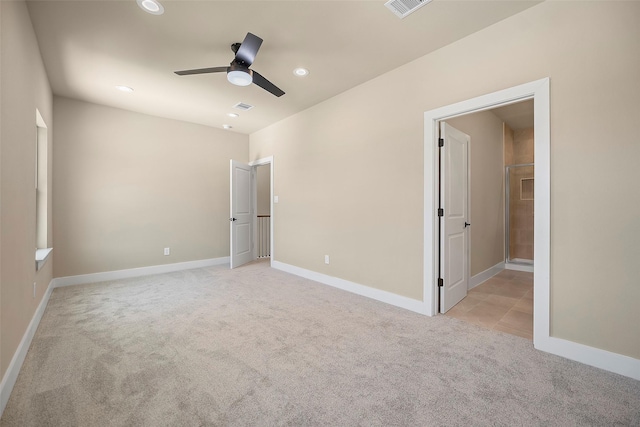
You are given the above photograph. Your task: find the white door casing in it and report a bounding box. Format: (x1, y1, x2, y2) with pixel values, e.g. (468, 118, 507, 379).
(230, 160, 253, 269)
(439, 122, 470, 313)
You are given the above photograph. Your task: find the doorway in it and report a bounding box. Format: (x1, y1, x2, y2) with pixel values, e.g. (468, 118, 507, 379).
(229, 156, 274, 269)
(423, 78, 550, 349)
(441, 101, 535, 338)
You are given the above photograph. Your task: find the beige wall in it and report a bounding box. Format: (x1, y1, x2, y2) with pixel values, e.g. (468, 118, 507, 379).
(251, 2, 640, 359)
(0, 0, 3, 381)
(250, 100, 424, 300)
(256, 164, 271, 216)
(0, 0, 54, 379)
(53, 97, 248, 277)
(1, 0, 3, 381)
(447, 111, 505, 277)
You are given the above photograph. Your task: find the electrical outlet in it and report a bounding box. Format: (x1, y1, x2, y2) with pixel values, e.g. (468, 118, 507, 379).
(164, 247, 170, 256)
(325, 255, 330, 264)
(33, 282, 36, 298)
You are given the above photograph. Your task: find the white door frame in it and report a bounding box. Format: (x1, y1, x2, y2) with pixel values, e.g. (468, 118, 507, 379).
(424, 78, 550, 349)
(249, 156, 274, 267)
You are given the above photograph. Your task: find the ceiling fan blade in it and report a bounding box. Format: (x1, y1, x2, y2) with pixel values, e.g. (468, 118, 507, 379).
(252, 70, 285, 97)
(174, 66, 228, 76)
(235, 33, 263, 67)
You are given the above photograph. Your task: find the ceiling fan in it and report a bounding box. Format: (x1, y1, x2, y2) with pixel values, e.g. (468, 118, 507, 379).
(175, 32, 285, 97)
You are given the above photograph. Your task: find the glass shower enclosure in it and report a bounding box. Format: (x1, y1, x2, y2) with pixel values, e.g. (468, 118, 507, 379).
(506, 164, 534, 265)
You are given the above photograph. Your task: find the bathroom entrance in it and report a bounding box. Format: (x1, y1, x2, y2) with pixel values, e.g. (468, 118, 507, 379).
(441, 99, 535, 339)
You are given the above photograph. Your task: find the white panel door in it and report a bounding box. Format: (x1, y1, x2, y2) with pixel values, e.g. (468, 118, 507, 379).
(230, 160, 253, 269)
(440, 122, 470, 313)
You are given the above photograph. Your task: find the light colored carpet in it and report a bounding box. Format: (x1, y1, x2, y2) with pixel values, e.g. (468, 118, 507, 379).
(2, 260, 639, 426)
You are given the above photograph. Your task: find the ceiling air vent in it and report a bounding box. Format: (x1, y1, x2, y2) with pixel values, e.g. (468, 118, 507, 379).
(233, 102, 254, 111)
(384, 0, 433, 19)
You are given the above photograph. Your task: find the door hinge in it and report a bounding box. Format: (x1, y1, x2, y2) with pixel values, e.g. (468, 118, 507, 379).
(438, 138, 444, 147)
(438, 278, 444, 287)
(438, 208, 444, 217)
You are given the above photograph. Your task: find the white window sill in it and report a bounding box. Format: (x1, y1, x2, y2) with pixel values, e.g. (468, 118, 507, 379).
(36, 248, 53, 271)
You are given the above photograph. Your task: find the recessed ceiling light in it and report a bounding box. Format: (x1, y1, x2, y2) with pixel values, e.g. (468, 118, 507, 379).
(293, 68, 309, 77)
(115, 85, 134, 93)
(227, 113, 239, 118)
(136, 0, 164, 15)
(223, 124, 233, 130)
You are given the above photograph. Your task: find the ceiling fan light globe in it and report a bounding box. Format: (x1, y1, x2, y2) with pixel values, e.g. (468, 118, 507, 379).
(227, 70, 252, 87)
(142, 0, 159, 12)
(136, 0, 164, 15)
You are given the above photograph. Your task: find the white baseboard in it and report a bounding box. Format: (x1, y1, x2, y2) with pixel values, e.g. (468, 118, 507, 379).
(469, 261, 505, 289)
(272, 261, 428, 315)
(274, 261, 640, 380)
(51, 257, 230, 288)
(505, 262, 534, 273)
(535, 336, 640, 381)
(0, 280, 55, 416)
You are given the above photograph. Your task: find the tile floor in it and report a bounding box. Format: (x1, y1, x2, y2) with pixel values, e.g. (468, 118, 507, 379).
(445, 269, 533, 339)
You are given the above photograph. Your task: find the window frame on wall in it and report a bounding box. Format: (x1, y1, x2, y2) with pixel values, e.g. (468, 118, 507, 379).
(35, 109, 52, 270)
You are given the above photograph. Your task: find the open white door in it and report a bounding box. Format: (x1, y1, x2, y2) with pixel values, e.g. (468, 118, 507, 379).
(230, 160, 253, 269)
(439, 122, 470, 313)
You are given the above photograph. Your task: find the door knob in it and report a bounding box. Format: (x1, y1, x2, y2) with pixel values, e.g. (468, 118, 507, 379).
(464, 222, 471, 228)
(229, 218, 237, 222)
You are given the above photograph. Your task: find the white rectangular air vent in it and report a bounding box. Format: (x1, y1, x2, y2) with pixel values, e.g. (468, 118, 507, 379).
(385, 0, 433, 19)
(233, 102, 254, 111)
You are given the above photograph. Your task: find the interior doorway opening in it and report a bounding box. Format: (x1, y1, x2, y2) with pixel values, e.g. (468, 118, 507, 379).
(423, 78, 550, 349)
(229, 156, 274, 269)
(438, 99, 535, 338)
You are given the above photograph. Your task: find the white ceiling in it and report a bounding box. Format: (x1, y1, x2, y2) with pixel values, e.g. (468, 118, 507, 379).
(27, 0, 540, 134)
